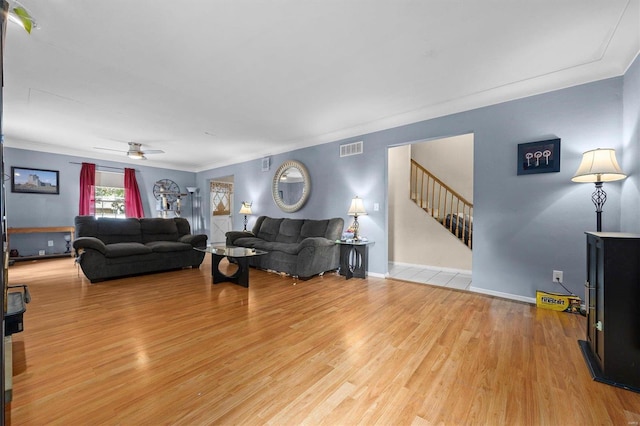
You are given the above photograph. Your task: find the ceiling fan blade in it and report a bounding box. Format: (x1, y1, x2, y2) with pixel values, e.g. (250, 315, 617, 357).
(141, 149, 165, 154)
(94, 146, 126, 153)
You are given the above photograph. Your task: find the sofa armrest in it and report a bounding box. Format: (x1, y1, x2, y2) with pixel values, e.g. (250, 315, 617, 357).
(226, 231, 254, 245)
(72, 236, 107, 255)
(179, 233, 208, 248)
(296, 237, 339, 278)
(298, 237, 336, 250)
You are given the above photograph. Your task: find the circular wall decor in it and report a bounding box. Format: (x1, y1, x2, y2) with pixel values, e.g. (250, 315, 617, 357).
(153, 179, 180, 201)
(272, 160, 310, 213)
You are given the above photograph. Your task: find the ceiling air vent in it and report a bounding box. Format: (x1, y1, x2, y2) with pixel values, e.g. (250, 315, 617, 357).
(340, 141, 363, 157)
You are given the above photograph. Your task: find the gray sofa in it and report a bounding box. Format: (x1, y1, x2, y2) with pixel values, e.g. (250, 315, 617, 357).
(225, 216, 344, 279)
(73, 215, 208, 283)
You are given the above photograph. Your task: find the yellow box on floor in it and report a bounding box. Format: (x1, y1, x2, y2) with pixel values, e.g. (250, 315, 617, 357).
(536, 291, 582, 313)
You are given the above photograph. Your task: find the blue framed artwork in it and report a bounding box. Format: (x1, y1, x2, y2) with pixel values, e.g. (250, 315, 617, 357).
(517, 138, 561, 175)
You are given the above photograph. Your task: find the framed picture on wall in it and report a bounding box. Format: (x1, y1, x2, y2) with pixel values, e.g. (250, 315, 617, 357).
(517, 138, 561, 175)
(11, 166, 60, 194)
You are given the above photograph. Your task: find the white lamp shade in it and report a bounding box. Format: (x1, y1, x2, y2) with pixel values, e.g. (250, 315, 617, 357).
(239, 202, 253, 215)
(348, 196, 367, 216)
(571, 148, 626, 183)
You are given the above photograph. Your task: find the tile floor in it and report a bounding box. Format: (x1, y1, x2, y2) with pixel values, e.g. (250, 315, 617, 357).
(387, 263, 472, 291)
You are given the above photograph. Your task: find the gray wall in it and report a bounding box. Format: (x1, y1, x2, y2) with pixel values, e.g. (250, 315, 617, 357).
(4, 148, 196, 255)
(198, 66, 635, 300)
(5, 53, 639, 300)
(621, 54, 640, 231)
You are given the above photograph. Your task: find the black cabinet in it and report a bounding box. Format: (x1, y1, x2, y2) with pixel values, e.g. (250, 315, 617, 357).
(579, 232, 640, 392)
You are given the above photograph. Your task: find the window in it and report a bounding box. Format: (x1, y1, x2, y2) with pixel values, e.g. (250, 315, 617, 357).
(94, 171, 125, 218)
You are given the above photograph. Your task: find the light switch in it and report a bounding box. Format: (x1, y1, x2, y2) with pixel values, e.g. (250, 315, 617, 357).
(373, 203, 379, 211)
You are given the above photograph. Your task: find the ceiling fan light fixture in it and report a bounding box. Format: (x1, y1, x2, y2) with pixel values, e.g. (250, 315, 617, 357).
(127, 151, 146, 160)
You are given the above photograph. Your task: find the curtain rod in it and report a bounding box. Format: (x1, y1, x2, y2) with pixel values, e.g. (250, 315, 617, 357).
(69, 162, 138, 172)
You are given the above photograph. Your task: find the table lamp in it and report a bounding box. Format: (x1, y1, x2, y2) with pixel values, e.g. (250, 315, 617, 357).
(239, 201, 253, 231)
(347, 196, 367, 240)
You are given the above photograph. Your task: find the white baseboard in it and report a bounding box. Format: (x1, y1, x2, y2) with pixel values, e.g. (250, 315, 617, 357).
(367, 271, 385, 279)
(388, 261, 472, 276)
(386, 261, 535, 304)
(468, 286, 536, 304)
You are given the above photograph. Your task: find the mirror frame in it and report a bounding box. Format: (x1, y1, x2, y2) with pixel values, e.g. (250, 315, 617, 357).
(272, 160, 311, 213)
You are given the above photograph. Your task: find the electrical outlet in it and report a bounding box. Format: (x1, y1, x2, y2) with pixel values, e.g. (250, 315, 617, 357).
(553, 270, 563, 284)
(47, 240, 54, 247)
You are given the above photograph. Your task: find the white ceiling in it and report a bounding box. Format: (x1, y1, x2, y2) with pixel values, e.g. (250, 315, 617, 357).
(2, 1, 639, 172)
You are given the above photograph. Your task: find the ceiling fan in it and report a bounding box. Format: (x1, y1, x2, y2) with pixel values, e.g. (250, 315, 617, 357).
(94, 142, 165, 160)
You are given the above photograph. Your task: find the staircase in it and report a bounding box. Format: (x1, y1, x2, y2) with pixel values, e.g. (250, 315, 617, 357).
(410, 159, 473, 249)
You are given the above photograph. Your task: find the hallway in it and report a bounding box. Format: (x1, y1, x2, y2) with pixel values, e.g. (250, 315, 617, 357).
(387, 263, 472, 291)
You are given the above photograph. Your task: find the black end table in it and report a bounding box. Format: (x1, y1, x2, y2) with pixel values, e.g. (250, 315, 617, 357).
(337, 240, 374, 279)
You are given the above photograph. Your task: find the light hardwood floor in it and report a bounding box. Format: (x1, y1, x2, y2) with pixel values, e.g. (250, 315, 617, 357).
(5, 257, 640, 425)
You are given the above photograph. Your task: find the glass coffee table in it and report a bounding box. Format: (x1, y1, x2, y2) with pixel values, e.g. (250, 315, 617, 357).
(195, 246, 267, 287)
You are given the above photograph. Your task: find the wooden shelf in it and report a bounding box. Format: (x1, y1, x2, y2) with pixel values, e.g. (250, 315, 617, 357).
(7, 226, 75, 235)
(7, 226, 75, 258)
(10, 253, 73, 262)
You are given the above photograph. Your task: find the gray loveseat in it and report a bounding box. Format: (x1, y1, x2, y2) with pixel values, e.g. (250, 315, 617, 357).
(225, 216, 344, 279)
(73, 215, 208, 283)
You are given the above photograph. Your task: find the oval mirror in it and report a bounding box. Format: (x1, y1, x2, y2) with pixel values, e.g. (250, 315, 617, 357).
(272, 160, 311, 213)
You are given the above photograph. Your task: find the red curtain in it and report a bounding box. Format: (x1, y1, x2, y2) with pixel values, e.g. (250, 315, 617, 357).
(79, 162, 95, 215)
(124, 168, 144, 218)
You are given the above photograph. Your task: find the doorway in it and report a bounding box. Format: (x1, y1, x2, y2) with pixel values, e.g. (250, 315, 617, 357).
(387, 133, 474, 288)
(209, 178, 234, 244)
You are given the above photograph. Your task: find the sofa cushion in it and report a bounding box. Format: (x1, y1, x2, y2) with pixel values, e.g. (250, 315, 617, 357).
(233, 237, 300, 255)
(140, 218, 179, 243)
(146, 241, 193, 253)
(75, 215, 98, 238)
(299, 219, 329, 241)
(104, 242, 153, 258)
(96, 218, 142, 244)
(234, 237, 265, 248)
(256, 241, 301, 255)
(276, 219, 304, 243)
(256, 217, 283, 242)
(174, 218, 192, 237)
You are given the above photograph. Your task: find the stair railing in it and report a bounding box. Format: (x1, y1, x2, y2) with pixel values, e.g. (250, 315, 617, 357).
(410, 159, 473, 248)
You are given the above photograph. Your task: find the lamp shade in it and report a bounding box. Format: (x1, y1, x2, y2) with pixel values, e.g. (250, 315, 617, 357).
(572, 148, 626, 183)
(239, 202, 253, 215)
(348, 196, 367, 216)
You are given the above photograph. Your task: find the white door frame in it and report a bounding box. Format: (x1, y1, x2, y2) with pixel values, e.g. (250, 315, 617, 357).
(210, 179, 234, 244)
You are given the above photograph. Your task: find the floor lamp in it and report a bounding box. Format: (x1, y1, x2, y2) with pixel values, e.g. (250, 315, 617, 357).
(186, 186, 198, 230)
(571, 148, 626, 232)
